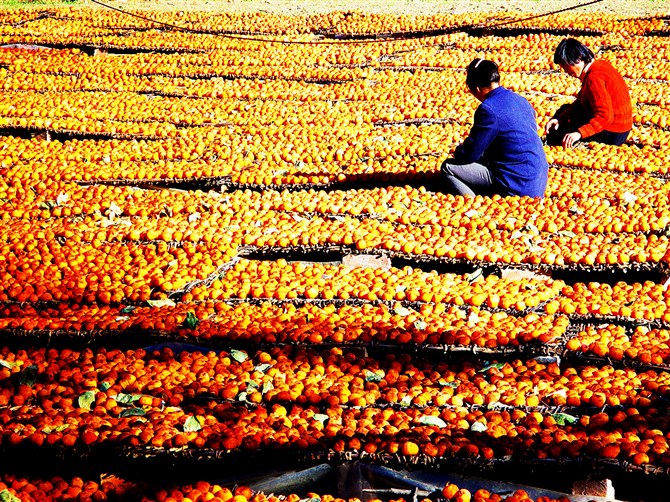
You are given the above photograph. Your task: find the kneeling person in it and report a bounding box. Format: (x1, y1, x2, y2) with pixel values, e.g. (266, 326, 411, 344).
(441, 58, 548, 198)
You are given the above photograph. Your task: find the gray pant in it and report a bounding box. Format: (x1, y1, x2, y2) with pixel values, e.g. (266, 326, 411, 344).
(441, 160, 495, 196)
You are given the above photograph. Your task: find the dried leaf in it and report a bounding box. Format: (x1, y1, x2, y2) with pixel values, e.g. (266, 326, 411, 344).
(230, 349, 248, 362)
(465, 209, 484, 219)
(466, 268, 483, 283)
(413, 319, 427, 330)
(418, 415, 447, 428)
(470, 422, 487, 432)
(147, 298, 176, 308)
(183, 415, 204, 432)
(107, 202, 122, 218)
(394, 306, 412, 316)
(313, 413, 329, 424)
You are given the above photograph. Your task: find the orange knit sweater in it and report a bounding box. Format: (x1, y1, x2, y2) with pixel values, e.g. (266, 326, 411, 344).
(560, 59, 633, 139)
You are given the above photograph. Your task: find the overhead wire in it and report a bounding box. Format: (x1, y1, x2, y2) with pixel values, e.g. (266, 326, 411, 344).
(86, 0, 605, 45)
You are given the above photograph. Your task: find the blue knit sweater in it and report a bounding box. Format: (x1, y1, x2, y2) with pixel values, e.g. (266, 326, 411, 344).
(454, 86, 548, 197)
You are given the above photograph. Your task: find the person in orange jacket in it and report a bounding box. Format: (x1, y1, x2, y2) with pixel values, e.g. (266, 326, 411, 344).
(545, 38, 633, 148)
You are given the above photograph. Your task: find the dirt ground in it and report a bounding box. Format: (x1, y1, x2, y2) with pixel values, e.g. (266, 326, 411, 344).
(6, 0, 670, 16)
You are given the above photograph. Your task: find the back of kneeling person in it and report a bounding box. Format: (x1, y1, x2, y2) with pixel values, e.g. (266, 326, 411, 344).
(441, 58, 548, 198)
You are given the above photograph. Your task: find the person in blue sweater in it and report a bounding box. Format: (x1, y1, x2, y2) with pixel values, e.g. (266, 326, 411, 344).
(440, 58, 548, 197)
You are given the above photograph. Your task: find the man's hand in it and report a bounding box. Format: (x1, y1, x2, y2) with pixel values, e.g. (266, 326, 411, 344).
(544, 118, 559, 135)
(562, 131, 582, 148)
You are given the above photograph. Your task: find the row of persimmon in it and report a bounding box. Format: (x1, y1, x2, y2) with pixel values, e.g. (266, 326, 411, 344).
(1, 229, 670, 327)
(0, 471, 574, 502)
(4, 174, 669, 234)
(1, 291, 670, 367)
(2, 10, 668, 53)
(2, 127, 670, 187)
(4, 50, 669, 110)
(4, 200, 669, 279)
(0, 344, 666, 418)
(0, 356, 667, 467)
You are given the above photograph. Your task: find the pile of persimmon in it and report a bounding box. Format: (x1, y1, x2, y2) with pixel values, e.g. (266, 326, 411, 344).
(184, 258, 562, 309)
(566, 324, 670, 367)
(0, 237, 235, 303)
(555, 281, 670, 323)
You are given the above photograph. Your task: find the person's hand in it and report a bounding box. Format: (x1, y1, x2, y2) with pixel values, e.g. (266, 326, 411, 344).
(545, 118, 559, 134)
(562, 131, 582, 148)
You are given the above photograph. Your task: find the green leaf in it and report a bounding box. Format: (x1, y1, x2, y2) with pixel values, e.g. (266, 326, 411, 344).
(478, 362, 506, 373)
(119, 408, 146, 418)
(262, 380, 274, 394)
(114, 393, 141, 405)
(418, 415, 447, 428)
(0, 489, 21, 502)
(364, 369, 385, 383)
(99, 381, 111, 392)
(183, 311, 199, 330)
(0, 359, 16, 369)
(37, 200, 56, 210)
(255, 363, 272, 373)
(438, 379, 459, 388)
(77, 390, 96, 410)
(557, 230, 577, 238)
(184, 415, 204, 432)
(399, 395, 412, 407)
(246, 381, 259, 390)
(313, 413, 329, 424)
(230, 350, 248, 362)
(147, 298, 176, 308)
(19, 364, 38, 387)
(42, 424, 70, 434)
(552, 413, 578, 426)
(121, 306, 136, 314)
(237, 391, 249, 402)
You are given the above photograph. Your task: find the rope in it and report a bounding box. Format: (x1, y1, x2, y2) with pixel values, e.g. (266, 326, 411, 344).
(85, 0, 605, 45)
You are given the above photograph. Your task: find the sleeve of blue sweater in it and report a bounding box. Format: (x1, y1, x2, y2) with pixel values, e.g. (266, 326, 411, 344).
(453, 103, 498, 164)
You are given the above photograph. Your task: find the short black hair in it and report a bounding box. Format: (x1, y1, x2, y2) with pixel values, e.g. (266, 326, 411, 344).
(553, 38, 595, 66)
(465, 58, 500, 91)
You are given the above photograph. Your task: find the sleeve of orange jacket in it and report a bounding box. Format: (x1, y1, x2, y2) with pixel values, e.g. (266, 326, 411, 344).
(576, 74, 614, 139)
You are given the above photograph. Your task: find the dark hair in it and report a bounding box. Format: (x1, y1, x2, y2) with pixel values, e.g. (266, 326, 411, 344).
(553, 38, 595, 66)
(465, 58, 500, 91)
